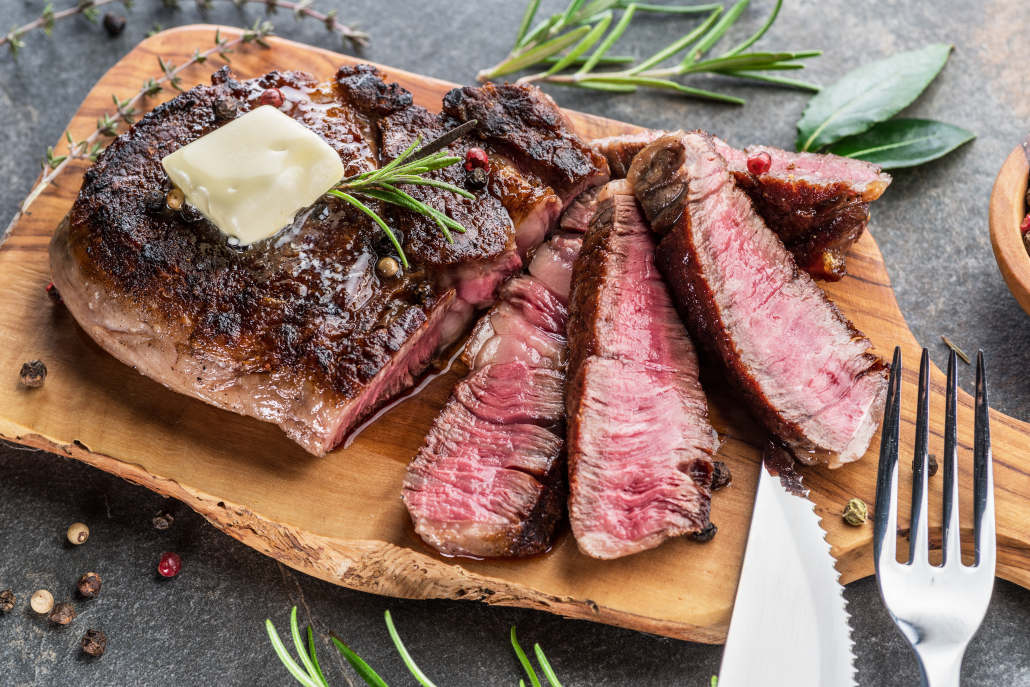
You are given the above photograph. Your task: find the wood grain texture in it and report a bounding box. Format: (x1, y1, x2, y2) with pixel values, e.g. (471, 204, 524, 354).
(3, 25, 1030, 644)
(989, 144, 1030, 317)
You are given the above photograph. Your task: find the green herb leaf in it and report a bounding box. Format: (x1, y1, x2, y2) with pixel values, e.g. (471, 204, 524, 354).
(514, 0, 542, 49)
(534, 644, 563, 687)
(826, 118, 975, 169)
(796, 43, 953, 152)
(511, 627, 542, 687)
(330, 632, 391, 687)
(265, 616, 323, 687)
(384, 611, 438, 687)
(306, 627, 329, 687)
(544, 11, 611, 76)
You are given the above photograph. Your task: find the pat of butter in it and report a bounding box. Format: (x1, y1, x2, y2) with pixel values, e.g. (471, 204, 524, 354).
(161, 105, 344, 245)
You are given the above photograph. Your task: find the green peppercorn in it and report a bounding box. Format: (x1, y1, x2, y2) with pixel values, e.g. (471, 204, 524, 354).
(843, 498, 868, 526)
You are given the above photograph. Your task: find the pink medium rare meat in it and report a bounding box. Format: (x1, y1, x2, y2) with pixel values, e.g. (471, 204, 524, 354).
(402, 229, 587, 557)
(591, 130, 892, 281)
(629, 131, 889, 467)
(566, 189, 716, 559)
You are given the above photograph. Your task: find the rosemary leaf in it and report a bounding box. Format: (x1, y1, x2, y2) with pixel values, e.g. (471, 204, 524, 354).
(577, 4, 635, 75)
(514, 0, 541, 49)
(329, 191, 409, 268)
(511, 628, 542, 687)
(389, 175, 476, 200)
(725, 70, 821, 91)
(492, 25, 592, 79)
(543, 54, 633, 66)
(290, 607, 322, 685)
(330, 633, 391, 687)
(616, 1, 722, 12)
(563, 80, 638, 92)
(543, 11, 612, 76)
(265, 618, 323, 687)
(555, 0, 587, 32)
(680, 0, 749, 68)
(534, 644, 563, 687)
(359, 187, 456, 244)
(629, 8, 722, 74)
(721, 0, 782, 57)
(384, 611, 438, 687)
(306, 627, 329, 687)
(687, 52, 818, 74)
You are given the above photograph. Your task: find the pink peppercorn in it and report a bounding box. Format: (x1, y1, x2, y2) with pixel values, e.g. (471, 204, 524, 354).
(259, 88, 285, 108)
(157, 552, 181, 578)
(464, 147, 490, 173)
(746, 151, 772, 175)
(1021, 214, 1030, 234)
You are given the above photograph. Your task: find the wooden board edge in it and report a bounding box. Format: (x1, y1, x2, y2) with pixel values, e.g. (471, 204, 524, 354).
(0, 418, 727, 644)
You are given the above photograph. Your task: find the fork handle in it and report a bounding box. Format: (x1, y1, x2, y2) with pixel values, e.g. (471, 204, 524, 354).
(915, 648, 964, 687)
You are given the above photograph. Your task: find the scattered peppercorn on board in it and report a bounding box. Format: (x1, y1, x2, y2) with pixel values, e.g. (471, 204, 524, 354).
(3, 26, 1030, 645)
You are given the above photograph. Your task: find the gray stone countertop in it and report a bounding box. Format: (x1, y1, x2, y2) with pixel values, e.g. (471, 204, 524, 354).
(2, 1, 1030, 685)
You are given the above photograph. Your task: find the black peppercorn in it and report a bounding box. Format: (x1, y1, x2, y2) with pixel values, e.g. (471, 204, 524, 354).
(412, 282, 433, 305)
(711, 461, 731, 489)
(912, 453, 939, 477)
(153, 509, 174, 530)
(465, 167, 488, 191)
(20, 360, 47, 387)
(691, 522, 717, 543)
(50, 602, 76, 625)
(212, 96, 239, 121)
(144, 190, 166, 212)
(46, 281, 63, 305)
(81, 629, 107, 658)
(77, 572, 102, 598)
(102, 13, 126, 37)
(0, 590, 14, 612)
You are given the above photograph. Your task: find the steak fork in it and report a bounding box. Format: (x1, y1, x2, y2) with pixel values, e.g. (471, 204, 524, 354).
(873, 347, 996, 687)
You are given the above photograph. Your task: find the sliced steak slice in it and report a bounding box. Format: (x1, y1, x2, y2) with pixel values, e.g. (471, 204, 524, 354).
(566, 191, 716, 559)
(403, 190, 598, 558)
(52, 65, 601, 456)
(442, 83, 610, 207)
(629, 131, 889, 467)
(592, 131, 892, 281)
(712, 138, 891, 281)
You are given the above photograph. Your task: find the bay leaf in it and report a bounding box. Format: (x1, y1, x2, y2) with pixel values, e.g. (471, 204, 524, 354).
(795, 44, 952, 152)
(827, 118, 975, 169)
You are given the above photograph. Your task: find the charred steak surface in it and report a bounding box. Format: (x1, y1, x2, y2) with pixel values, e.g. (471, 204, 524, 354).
(629, 131, 889, 466)
(51, 64, 602, 455)
(566, 190, 716, 559)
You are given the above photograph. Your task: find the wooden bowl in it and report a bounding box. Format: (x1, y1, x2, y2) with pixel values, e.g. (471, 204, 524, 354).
(989, 142, 1030, 315)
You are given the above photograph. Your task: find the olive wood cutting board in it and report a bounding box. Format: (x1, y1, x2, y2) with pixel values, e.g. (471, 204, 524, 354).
(3, 25, 1029, 645)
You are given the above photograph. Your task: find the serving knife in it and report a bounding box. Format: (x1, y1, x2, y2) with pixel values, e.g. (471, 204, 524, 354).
(717, 441, 857, 687)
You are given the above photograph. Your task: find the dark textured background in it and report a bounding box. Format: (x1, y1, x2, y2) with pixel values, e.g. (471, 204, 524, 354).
(2, 1, 1030, 685)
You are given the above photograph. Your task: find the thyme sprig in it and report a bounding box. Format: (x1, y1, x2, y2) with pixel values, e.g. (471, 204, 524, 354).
(2, 26, 268, 245)
(266, 606, 564, 687)
(1, 0, 368, 58)
(478, 0, 821, 104)
(327, 131, 474, 269)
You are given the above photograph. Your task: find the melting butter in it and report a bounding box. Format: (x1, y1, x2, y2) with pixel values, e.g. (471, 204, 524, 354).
(161, 105, 344, 245)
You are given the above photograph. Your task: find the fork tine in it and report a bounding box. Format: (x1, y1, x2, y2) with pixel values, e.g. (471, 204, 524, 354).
(909, 349, 931, 565)
(874, 347, 903, 568)
(942, 349, 961, 566)
(973, 350, 996, 572)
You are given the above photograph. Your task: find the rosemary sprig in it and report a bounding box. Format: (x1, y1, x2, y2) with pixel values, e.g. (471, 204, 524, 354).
(1, 0, 368, 58)
(327, 131, 474, 269)
(267, 607, 564, 687)
(2, 26, 267, 246)
(478, 0, 821, 104)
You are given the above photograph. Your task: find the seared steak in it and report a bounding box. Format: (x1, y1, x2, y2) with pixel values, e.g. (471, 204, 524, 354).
(51, 65, 600, 455)
(629, 131, 888, 467)
(442, 83, 610, 207)
(566, 191, 716, 559)
(592, 131, 892, 281)
(402, 232, 584, 557)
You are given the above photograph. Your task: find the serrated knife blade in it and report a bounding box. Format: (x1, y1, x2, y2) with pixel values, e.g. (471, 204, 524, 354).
(717, 442, 856, 687)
